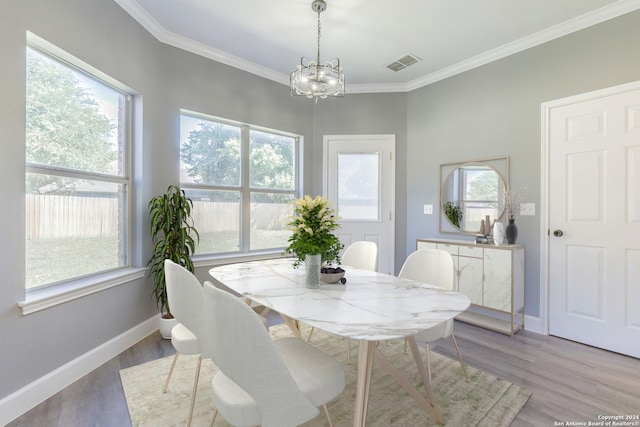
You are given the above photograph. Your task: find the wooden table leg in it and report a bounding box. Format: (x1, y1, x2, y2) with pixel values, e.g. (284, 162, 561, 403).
(353, 341, 376, 427)
(280, 314, 301, 338)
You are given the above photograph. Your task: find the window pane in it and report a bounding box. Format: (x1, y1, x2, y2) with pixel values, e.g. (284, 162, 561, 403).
(180, 115, 241, 186)
(461, 201, 500, 232)
(26, 174, 127, 289)
(26, 48, 124, 176)
(463, 169, 499, 201)
(186, 189, 241, 254)
(249, 130, 295, 190)
(338, 153, 379, 220)
(250, 193, 294, 251)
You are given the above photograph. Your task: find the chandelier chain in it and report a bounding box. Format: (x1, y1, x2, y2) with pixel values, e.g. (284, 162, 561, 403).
(317, 9, 321, 65)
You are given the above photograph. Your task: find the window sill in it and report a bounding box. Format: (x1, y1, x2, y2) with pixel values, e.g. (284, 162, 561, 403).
(192, 251, 291, 269)
(18, 268, 147, 315)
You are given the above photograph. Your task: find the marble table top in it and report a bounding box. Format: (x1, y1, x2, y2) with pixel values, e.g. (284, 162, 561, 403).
(209, 258, 470, 341)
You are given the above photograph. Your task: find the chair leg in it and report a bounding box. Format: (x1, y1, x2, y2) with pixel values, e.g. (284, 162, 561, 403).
(163, 352, 180, 393)
(403, 337, 408, 353)
(307, 326, 316, 342)
(322, 404, 334, 427)
(346, 338, 351, 363)
(186, 356, 203, 427)
(210, 409, 218, 427)
(451, 333, 469, 381)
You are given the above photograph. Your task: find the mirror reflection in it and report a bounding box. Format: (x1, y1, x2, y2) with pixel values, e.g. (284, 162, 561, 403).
(441, 161, 507, 233)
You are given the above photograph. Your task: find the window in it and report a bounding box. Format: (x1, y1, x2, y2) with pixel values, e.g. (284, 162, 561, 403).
(180, 112, 299, 255)
(25, 45, 131, 290)
(337, 152, 380, 221)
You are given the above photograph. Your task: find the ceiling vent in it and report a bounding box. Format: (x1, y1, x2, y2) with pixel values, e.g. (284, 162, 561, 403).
(385, 53, 422, 72)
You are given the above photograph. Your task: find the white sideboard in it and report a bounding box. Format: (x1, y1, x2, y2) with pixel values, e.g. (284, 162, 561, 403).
(416, 238, 525, 336)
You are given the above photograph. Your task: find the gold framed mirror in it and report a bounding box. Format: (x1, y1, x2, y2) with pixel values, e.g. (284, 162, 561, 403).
(439, 156, 509, 235)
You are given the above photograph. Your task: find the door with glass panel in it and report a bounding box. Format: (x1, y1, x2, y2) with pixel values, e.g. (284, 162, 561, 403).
(324, 135, 395, 275)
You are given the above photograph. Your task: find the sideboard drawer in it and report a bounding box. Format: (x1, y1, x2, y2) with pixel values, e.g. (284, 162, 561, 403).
(417, 241, 437, 250)
(459, 245, 483, 258)
(437, 243, 458, 256)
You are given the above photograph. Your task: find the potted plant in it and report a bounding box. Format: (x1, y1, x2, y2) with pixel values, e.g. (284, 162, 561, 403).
(284, 195, 344, 287)
(443, 201, 463, 228)
(147, 185, 199, 338)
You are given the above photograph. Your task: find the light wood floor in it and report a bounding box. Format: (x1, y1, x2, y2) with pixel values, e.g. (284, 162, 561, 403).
(8, 321, 640, 426)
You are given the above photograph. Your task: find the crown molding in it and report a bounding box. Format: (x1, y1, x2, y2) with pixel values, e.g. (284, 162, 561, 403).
(113, 0, 289, 86)
(159, 30, 289, 85)
(115, 0, 640, 94)
(406, 0, 640, 91)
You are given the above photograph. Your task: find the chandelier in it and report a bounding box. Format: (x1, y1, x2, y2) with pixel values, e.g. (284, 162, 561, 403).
(290, 0, 345, 101)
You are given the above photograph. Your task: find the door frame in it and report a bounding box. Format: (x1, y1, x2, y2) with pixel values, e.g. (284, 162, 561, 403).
(540, 79, 640, 336)
(322, 134, 396, 274)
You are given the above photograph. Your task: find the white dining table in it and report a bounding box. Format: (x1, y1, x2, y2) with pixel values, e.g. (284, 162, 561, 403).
(209, 258, 470, 426)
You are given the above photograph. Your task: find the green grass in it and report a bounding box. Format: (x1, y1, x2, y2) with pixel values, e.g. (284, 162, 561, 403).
(26, 230, 291, 289)
(26, 236, 121, 289)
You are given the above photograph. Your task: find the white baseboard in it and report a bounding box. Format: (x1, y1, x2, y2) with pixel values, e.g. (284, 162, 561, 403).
(524, 314, 545, 335)
(0, 315, 159, 426)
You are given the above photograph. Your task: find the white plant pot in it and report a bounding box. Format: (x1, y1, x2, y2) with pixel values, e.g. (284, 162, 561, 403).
(159, 316, 178, 340)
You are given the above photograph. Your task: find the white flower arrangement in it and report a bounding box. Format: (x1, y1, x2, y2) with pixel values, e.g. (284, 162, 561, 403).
(284, 195, 343, 267)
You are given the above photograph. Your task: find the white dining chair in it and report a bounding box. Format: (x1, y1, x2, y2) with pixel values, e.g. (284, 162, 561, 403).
(341, 240, 378, 272)
(164, 260, 269, 427)
(398, 249, 469, 381)
(163, 259, 206, 427)
(202, 280, 345, 427)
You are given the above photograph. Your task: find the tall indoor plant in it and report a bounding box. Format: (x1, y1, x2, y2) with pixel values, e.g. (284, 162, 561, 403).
(147, 185, 199, 326)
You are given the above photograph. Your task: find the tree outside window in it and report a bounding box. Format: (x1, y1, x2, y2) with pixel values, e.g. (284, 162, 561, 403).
(180, 113, 299, 255)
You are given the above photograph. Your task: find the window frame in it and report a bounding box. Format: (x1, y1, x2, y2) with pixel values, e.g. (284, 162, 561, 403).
(22, 34, 137, 308)
(179, 110, 302, 258)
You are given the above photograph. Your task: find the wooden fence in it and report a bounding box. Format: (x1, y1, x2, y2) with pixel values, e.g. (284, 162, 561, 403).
(26, 194, 292, 239)
(26, 194, 119, 239)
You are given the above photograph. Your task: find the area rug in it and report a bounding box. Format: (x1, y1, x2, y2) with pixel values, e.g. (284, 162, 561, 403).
(120, 324, 531, 426)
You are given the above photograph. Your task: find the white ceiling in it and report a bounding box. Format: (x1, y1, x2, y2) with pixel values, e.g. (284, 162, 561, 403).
(114, 0, 640, 93)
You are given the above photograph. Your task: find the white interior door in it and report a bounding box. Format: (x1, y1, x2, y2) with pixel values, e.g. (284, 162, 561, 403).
(323, 135, 395, 275)
(548, 86, 640, 358)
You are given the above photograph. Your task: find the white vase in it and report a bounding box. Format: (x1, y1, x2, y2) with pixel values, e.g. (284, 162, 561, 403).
(159, 316, 178, 340)
(305, 254, 321, 289)
(493, 222, 505, 245)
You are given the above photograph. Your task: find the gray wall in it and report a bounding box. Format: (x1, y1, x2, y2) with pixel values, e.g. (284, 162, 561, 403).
(407, 10, 640, 317)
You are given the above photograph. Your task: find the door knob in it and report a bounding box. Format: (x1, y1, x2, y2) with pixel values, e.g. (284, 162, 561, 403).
(553, 230, 564, 237)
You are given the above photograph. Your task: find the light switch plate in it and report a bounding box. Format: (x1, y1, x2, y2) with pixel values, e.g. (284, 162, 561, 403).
(520, 203, 535, 216)
(424, 204, 433, 215)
